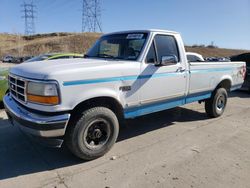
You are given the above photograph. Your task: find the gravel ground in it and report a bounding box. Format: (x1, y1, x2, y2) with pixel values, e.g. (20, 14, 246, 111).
(0, 91, 250, 188)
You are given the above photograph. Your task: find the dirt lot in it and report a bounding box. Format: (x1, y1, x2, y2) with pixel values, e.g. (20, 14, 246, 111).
(0, 62, 16, 69)
(0, 91, 250, 188)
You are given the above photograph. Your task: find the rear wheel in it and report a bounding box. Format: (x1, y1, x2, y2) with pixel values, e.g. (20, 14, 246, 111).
(66, 107, 119, 160)
(205, 88, 228, 118)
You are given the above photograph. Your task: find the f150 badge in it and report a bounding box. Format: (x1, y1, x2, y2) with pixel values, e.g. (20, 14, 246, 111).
(119, 86, 131, 92)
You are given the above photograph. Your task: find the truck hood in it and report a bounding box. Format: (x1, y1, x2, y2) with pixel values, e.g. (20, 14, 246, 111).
(10, 58, 123, 80)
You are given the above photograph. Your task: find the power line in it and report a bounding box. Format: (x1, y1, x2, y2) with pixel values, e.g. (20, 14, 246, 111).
(82, 0, 102, 32)
(21, 1, 36, 35)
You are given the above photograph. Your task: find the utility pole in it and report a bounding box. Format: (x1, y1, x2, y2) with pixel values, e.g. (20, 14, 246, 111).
(21, 1, 36, 35)
(82, 0, 102, 32)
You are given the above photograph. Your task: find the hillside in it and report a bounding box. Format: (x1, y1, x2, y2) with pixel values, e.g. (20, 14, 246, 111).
(0, 33, 100, 57)
(0, 32, 249, 58)
(185, 46, 249, 58)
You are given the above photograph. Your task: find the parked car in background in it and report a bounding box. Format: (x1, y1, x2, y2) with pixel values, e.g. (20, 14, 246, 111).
(186, 52, 204, 62)
(2, 55, 33, 64)
(2, 55, 15, 63)
(25, 53, 84, 63)
(205, 57, 231, 62)
(17, 56, 33, 63)
(230, 53, 250, 92)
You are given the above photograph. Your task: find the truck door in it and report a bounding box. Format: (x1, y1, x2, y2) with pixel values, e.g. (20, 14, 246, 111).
(139, 34, 187, 109)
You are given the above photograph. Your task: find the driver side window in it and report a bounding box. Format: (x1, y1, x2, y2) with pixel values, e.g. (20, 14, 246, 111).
(154, 35, 180, 62)
(146, 34, 180, 64)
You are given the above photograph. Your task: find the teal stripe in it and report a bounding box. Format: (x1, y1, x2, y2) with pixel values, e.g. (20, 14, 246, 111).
(185, 93, 211, 103)
(191, 67, 233, 74)
(63, 67, 234, 86)
(125, 98, 185, 118)
(124, 92, 212, 119)
(63, 75, 138, 86)
(63, 72, 184, 86)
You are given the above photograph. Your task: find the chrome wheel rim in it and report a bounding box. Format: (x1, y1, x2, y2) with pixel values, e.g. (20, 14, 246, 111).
(216, 95, 226, 111)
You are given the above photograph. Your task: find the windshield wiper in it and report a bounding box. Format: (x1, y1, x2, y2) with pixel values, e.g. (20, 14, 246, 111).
(97, 53, 116, 59)
(84, 53, 118, 59)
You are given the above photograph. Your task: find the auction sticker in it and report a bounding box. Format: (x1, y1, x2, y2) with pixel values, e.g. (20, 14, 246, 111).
(126, 34, 144, 39)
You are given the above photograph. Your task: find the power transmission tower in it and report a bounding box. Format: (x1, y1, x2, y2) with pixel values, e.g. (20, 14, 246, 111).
(21, 1, 36, 35)
(82, 0, 102, 32)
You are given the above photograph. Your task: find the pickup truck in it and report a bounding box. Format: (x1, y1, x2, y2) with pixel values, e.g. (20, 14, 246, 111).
(3, 29, 246, 160)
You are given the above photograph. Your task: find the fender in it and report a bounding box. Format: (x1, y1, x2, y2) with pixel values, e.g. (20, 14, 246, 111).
(213, 74, 232, 91)
(70, 87, 126, 110)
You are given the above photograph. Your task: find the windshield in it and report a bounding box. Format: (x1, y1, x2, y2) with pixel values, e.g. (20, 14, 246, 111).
(25, 54, 53, 62)
(85, 33, 148, 60)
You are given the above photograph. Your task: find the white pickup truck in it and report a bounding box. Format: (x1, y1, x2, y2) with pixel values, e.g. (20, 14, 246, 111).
(3, 29, 246, 160)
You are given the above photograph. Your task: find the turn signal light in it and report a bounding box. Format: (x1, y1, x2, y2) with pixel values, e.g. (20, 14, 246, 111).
(27, 94, 59, 105)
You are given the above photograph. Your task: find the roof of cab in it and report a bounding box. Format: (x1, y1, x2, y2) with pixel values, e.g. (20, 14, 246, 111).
(102, 29, 179, 36)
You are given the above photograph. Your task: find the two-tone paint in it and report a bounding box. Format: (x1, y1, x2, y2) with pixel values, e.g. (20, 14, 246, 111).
(10, 30, 244, 113)
(5, 29, 245, 138)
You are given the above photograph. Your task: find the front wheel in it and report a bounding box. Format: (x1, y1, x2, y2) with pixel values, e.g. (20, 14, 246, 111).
(205, 88, 228, 118)
(66, 107, 119, 160)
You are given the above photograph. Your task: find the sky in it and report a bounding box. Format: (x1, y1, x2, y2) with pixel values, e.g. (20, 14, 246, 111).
(0, 0, 250, 49)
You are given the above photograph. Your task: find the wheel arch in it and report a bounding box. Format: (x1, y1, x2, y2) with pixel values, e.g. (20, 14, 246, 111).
(215, 78, 232, 92)
(70, 96, 125, 123)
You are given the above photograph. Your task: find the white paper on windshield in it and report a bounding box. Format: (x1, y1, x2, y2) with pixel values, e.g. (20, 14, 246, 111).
(126, 34, 144, 39)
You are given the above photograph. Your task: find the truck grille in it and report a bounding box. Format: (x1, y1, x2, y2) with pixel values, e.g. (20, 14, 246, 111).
(8, 74, 27, 103)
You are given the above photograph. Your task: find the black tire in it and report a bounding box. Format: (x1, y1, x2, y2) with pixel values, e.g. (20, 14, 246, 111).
(205, 88, 228, 118)
(66, 107, 119, 160)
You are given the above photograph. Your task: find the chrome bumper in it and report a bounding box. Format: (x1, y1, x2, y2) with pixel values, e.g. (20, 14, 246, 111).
(3, 94, 71, 138)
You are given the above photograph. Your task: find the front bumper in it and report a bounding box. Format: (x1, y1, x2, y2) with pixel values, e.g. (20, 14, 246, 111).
(3, 94, 71, 138)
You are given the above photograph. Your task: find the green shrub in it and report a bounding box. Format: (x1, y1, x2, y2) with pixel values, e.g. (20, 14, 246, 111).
(0, 69, 9, 102)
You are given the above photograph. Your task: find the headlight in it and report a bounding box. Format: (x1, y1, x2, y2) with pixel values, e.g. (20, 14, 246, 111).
(27, 82, 59, 105)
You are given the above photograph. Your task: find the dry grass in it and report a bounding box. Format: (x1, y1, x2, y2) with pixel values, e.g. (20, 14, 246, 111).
(0, 32, 249, 58)
(185, 46, 249, 58)
(0, 32, 100, 57)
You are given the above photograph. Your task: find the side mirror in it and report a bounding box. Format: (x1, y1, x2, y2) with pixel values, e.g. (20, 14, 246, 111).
(156, 55, 178, 66)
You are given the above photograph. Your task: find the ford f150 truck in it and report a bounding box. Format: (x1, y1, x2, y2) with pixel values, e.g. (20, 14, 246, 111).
(3, 29, 246, 160)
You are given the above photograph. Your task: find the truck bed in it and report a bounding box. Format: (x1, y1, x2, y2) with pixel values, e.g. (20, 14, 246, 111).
(189, 61, 245, 95)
